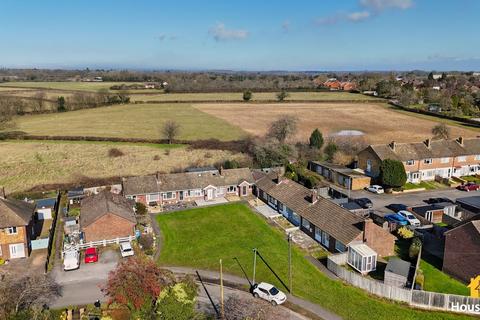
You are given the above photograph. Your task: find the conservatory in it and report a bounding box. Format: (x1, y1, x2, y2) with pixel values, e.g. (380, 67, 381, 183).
(347, 243, 377, 274)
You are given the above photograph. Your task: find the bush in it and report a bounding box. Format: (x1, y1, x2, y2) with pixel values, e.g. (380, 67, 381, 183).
(243, 90, 252, 101)
(138, 234, 154, 255)
(397, 226, 414, 239)
(380, 159, 407, 188)
(309, 128, 324, 149)
(135, 202, 148, 216)
(108, 148, 125, 158)
(223, 159, 239, 169)
(324, 142, 338, 161)
(409, 237, 422, 259)
(153, 155, 161, 160)
(0, 258, 5, 265)
(276, 90, 289, 102)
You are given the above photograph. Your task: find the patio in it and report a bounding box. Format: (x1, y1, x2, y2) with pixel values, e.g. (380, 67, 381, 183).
(195, 197, 228, 207)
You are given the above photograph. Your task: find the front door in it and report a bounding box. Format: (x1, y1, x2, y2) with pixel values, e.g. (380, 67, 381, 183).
(9, 243, 26, 259)
(207, 188, 214, 200)
(179, 191, 184, 201)
(242, 185, 247, 196)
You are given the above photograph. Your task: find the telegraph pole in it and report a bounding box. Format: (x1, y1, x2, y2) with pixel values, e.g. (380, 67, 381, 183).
(252, 248, 257, 285)
(220, 259, 224, 319)
(287, 233, 292, 294)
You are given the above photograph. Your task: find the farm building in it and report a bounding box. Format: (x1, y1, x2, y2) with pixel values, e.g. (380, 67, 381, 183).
(384, 258, 411, 288)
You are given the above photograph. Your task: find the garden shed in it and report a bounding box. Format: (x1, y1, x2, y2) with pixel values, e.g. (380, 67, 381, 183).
(347, 243, 377, 274)
(384, 257, 411, 288)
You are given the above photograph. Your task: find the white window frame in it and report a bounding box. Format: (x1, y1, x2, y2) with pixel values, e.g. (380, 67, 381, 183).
(335, 241, 346, 253)
(146, 193, 160, 202)
(424, 158, 433, 164)
(162, 192, 176, 200)
(302, 218, 310, 230)
(6, 226, 18, 235)
(457, 156, 466, 163)
(227, 185, 237, 193)
(406, 160, 415, 165)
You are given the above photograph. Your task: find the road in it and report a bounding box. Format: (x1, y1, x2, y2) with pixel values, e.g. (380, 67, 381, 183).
(351, 187, 470, 214)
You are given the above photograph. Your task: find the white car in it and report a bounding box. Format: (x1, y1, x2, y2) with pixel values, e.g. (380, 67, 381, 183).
(63, 250, 80, 271)
(397, 210, 421, 227)
(120, 242, 134, 257)
(366, 185, 384, 194)
(252, 282, 287, 306)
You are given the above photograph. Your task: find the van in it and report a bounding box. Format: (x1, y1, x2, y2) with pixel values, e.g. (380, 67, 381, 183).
(63, 250, 80, 271)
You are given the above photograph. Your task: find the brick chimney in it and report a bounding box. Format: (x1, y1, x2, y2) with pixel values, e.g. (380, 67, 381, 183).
(424, 138, 431, 148)
(389, 141, 396, 151)
(309, 190, 318, 204)
(456, 136, 464, 146)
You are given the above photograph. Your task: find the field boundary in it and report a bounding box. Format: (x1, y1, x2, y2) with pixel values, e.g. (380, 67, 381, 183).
(133, 99, 385, 104)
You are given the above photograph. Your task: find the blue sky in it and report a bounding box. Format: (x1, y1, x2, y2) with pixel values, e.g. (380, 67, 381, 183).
(1, 0, 479, 71)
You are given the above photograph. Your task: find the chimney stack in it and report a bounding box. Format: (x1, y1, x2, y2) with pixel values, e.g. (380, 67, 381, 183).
(389, 141, 396, 151)
(457, 136, 464, 146)
(424, 138, 431, 148)
(309, 189, 318, 204)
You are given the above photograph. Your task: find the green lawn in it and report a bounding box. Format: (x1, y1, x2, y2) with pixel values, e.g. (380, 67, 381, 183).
(9, 103, 247, 141)
(157, 203, 472, 320)
(404, 181, 447, 190)
(420, 260, 469, 296)
(461, 175, 480, 184)
(130, 91, 380, 102)
(0, 81, 162, 93)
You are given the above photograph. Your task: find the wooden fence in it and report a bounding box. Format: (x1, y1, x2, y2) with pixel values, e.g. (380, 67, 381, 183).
(327, 253, 480, 315)
(63, 235, 136, 254)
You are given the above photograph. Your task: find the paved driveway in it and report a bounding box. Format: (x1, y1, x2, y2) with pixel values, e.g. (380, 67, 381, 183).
(50, 249, 120, 308)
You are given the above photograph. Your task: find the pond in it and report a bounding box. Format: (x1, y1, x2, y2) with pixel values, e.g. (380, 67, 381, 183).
(331, 130, 365, 136)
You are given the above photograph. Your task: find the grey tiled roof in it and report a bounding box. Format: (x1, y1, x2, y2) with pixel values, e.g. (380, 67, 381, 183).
(0, 198, 35, 228)
(123, 168, 254, 196)
(367, 138, 480, 162)
(80, 191, 136, 228)
(256, 173, 363, 245)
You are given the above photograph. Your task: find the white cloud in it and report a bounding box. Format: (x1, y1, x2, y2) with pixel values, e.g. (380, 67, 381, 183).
(347, 11, 371, 22)
(360, 0, 413, 11)
(209, 23, 249, 41)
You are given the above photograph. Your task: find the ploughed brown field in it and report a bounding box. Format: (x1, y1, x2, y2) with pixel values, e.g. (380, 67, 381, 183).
(194, 102, 478, 144)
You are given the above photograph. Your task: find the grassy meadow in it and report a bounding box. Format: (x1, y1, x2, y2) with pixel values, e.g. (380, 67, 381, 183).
(157, 203, 473, 320)
(0, 81, 163, 93)
(10, 103, 247, 141)
(0, 140, 249, 192)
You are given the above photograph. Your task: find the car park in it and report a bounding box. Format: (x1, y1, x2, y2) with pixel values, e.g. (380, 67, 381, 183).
(63, 250, 80, 271)
(424, 197, 453, 204)
(457, 182, 480, 192)
(120, 242, 134, 258)
(384, 213, 409, 226)
(354, 198, 373, 209)
(84, 247, 99, 264)
(397, 210, 421, 227)
(252, 282, 287, 306)
(366, 185, 384, 194)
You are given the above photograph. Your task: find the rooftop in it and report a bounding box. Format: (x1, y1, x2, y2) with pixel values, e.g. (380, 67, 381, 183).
(385, 258, 411, 278)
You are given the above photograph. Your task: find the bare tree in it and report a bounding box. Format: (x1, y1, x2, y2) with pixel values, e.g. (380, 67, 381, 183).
(162, 120, 181, 144)
(267, 115, 298, 143)
(33, 91, 47, 112)
(0, 98, 17, 130)
(223, 295, 288, 320)
(0, 273, 60, 318)
(432, 123, 450, 140)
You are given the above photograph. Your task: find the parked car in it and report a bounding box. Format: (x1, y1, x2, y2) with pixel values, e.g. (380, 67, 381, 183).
(354, 198, 373, 209)
(252, 282, 287, 306)
(384, 213, 409, 226)
(387, 203, 408, 212)
(397, 210, 421, 227)
(424, 197, 453, 204)
(63, 250, 80, 271)
(84, 247, 99, 263)
(366, 185, 384, 194)
(120, 242, 134, 258)
(457, 182, 480, 192)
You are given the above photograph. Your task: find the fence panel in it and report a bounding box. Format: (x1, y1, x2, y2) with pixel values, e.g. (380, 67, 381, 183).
(31, 238, 49, 250)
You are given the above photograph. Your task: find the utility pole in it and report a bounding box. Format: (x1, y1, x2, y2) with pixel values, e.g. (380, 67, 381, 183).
(220, 259, 224, 319)
(287, 233, 292, 294)
(252, 248, 257, 285)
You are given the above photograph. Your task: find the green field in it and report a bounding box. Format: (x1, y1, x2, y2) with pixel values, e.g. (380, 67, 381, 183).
(420, 260, 469, 296)
(0, 81, 163, 93)
(131, 91, 380, 102)
(157, 203, 471, 320)
(10, 103, 247, 141)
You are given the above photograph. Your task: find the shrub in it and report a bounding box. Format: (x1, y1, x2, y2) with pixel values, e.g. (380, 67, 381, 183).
(135, 202, 148, 216)
(153, 155, 160, 160)
(243, 90, 252, 101)
(324, 142, 338, 161)
(409, 237, 422, 259)
(0, 258, 5, 265)
(397, 226, 414, 239)
(108, 148, 125, 158)
(309, 128, 324, 149)
(223, 159, 239, 169)
(380, 159, 407, 188)
(276, 90, 289, 102)
(138, 234, 155, 255)
(164, 149, 170, 156)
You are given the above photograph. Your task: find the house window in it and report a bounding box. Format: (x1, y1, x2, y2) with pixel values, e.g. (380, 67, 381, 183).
(475, 155, 480, 161)
(335, 241, 346, 253)
(302, 218, 310, 230)
(227, 186, 236, 193)
(424, 158, 433, 164)
(366, 159, 372, 172)
(441, 157, 450, 163)
(458, 156, 466, 162)
(6, 227, 17, 235)
(321, 231, 330, 248)
(406, 160, 415, 165)
(147, 193, 160, 202)
(162, 192, 176, 200)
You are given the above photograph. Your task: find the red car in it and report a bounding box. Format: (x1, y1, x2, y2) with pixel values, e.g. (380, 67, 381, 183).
(84, 247, 98, 263)
(457, 182, 480, 192)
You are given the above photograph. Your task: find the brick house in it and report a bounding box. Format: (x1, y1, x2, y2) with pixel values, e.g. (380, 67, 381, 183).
(323, 78, 342, 90)
(123, 168, 254, 207)
(443, 219, 480, 283)
(254, 172, 395, 257)
(358, 137, 480, 183)
(0, 197, 35, 259)
(80, 191, 136, 242)
(308, 161, 371, 190)
(340, 81, 357, 91)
